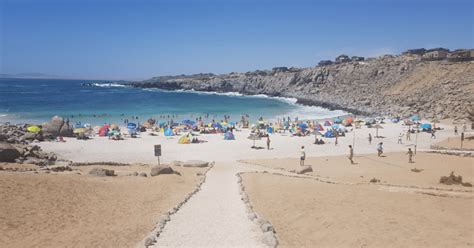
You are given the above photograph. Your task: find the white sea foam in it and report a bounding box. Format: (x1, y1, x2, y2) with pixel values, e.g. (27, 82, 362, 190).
(90, 83, 127, 88)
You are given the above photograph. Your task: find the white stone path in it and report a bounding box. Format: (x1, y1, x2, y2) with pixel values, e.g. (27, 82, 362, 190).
(152, 162, 264, 247)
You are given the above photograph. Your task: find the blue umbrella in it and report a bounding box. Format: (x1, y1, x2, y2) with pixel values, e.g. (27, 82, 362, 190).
(420, 123, 432, 130)
(127, 123, 137, 129)
(298, 123, 308, 129)
(212, 123, 223, 129)
(181, 120, 195, 125)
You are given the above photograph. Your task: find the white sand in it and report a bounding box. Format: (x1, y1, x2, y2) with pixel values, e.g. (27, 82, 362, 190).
(153, 162, 263, 247)
(40, 122, 456, 164)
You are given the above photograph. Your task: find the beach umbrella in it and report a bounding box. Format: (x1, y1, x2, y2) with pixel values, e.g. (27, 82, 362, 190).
(373, 123, 383, 137)
(247, 134, 261, 147)
(73, 128, 87, 134)
(324, 120, 332, 126)
(298, 123, 308, 129)
(27, 125, 41, 133)
(212, 122, 223, 129)
(127, 122, 137, 129)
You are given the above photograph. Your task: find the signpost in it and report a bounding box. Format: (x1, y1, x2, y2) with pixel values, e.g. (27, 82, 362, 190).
(461, 133, 464, 149)
(154, 144, 162, 165)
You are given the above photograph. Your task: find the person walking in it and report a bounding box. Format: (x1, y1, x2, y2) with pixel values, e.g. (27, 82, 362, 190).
(407, 148, 414, 163)
(398, 133, 404, 144)
(368, 133, 372, 145)
(431, 129, 436, 139)
(348, 145, 355, 164)
(300, 146, 306, 166)
(266, 136, 271, 150)
(377, 142, 384, 157)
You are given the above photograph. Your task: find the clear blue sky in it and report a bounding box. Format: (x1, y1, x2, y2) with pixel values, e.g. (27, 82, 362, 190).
(1, 0, 473, 80)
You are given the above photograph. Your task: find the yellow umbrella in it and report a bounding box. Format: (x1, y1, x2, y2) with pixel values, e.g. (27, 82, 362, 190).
(27, 125, 41, 133)
(73, 128, 87, 134)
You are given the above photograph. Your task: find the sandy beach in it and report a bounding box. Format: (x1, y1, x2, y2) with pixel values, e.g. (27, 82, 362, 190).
(0, 164, 206, 247)
(1, 120, 473, 247)
(242, 172, 473, 248)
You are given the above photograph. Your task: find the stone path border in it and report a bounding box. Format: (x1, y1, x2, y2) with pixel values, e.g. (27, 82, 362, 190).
(139, 163, 214, 247)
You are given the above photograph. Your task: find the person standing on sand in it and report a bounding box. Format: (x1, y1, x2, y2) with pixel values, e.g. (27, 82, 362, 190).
(335, 131, 339, 146)
(266, 136, 271, 150)
(431, 129, 436, 139)
(348, 145, 354, 164)
(300, 146, 306, 166)
(377, 142, 384, 157)
(406, 129, 411, 141)
(407, 148, 414, 163)
(368, 133, 372, 145)
(398, 133, 404, 144)
(454, 126, 458, 135)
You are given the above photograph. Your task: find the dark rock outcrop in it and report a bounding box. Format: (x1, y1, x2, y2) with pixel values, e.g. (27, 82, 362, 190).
(0, 142, 21, 162)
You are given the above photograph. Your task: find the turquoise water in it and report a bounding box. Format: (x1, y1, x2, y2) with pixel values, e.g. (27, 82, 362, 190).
(0, 78, 345, 125)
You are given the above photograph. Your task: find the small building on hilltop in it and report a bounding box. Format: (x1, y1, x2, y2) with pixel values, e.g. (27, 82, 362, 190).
(351, 56, 365, 61)
(272, 67, 289, 73)
(402, 48, 427, 56)
(422, 50, 448, 61)
(318, 60, 333, 66)
(335, 54, 351, 64)
(447, 49, 474, 62)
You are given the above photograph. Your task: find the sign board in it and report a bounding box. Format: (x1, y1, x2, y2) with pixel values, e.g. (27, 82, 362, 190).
(154, 145, 162, 157)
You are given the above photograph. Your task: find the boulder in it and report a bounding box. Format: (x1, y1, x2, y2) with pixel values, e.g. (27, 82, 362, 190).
(182, 160, 209, 168)
(88, 168, 115, 177)
(297, 165, 313, 174)
(42, 116, 74, 138)
(150, 165, 175, 176)
(0, 142, 21, 162)
(139, 172, 148, 177)
(262, 231, 278, 247)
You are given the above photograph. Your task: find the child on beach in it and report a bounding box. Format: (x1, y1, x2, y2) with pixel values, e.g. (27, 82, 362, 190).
(266, 136, 271, 150)
(407, 148, 414, 163)
(348, 145, 354, 164)
(377, 142, 384, 157)
(398, 133, 404, 144)
(300, 146, 306, 166)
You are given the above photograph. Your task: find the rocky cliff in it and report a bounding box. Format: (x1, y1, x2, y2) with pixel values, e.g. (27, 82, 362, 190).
(131, 54, 474, 120)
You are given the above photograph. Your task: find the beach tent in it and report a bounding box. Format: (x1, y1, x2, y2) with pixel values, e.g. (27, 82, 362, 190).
(181, 120, 195, 126)
(410, 115, 421, 122)
(212, 122, 223, 129)
(324, 120, 332, 126)
(342, 117, 353, 126)
(333, 117, 343, 124)
(224, 131, 235, 140)
(420, 123, 432, 130)
(324, 130, 336, 138)
(27, 125, 41, 133)
(391, 117, 400, 123)
(178, 134, 191, 144)
(164, 128, 174, 136)
(99, 125, 109, 137)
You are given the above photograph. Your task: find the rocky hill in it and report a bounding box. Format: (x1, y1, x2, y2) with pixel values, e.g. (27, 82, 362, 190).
(131, 54, 474, 120)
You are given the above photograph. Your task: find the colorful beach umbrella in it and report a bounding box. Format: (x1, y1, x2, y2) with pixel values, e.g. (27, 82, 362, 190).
(27, 125, 41, 133)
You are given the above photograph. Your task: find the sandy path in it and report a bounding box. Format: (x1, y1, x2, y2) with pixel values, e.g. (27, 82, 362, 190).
(152, 162, 263, 247)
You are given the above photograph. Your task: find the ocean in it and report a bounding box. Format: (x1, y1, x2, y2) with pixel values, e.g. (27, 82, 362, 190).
(0, 78, 345, 125)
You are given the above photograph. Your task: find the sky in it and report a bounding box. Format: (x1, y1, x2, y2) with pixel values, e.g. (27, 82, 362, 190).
(1, 0, 473, 80)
